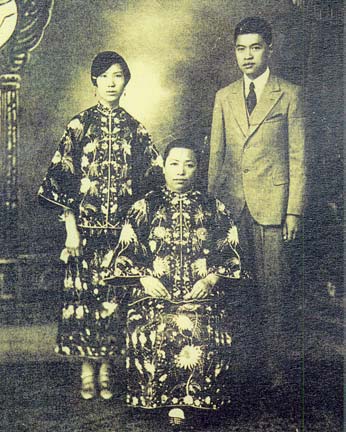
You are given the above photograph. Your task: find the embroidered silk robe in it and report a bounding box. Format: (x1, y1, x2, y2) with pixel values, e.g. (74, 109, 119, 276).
(108, 187, 245, 409)
(38, 103, 161, 358)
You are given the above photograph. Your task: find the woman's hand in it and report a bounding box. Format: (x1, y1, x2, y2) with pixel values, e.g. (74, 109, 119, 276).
(64, 210, 82, 256)
(184, 273, 220, 300)
(65, 228, 82, 256)
(140, 276, 171, 299)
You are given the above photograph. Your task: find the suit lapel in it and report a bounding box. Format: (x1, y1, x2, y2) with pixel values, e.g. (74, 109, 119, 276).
(246, 75, 283, 140)
(228, 79, 248, 138)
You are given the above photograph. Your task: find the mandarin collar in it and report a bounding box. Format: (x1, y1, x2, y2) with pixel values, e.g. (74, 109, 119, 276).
(162, 185, 199, 200)
(96, 102, 123, 116)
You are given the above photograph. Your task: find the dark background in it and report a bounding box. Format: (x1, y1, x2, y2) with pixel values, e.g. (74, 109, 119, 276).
(18, 0, 342, 262)
(0, 1, 343, 431)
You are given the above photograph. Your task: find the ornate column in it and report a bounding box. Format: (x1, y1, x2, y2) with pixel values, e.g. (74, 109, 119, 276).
(0, 75, 21, 300)
(0, 0, 54, 301)
(0, 74, 20, 255)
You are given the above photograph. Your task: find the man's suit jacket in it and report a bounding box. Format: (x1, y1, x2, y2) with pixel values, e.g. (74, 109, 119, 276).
(208, 73, 306, 226)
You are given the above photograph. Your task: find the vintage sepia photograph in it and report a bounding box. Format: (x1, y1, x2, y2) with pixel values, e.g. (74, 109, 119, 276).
(0, 1, 343, 431)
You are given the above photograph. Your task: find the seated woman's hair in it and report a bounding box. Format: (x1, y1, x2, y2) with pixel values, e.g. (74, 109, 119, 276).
(163, 137, 201, 165)
(91, 51, 131, 86)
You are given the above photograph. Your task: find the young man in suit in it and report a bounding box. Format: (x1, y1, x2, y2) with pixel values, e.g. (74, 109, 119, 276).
(208, 16, 306, 386)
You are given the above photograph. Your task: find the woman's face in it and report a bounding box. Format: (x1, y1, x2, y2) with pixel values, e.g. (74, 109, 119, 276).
(163, 147, 197, 193)
(95, 63, 126, 108)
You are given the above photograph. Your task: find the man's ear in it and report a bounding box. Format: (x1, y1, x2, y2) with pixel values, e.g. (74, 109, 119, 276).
(268, 44, 273, 57)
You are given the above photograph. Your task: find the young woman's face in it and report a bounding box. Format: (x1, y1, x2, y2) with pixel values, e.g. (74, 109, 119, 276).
(163, 147, 197, 193)
(95, 63, 126, 108)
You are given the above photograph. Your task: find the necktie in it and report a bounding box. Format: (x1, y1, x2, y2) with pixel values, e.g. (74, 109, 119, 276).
(246, 82, 257, 115)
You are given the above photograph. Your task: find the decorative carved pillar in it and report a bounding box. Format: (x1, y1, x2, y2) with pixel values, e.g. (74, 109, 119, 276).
(0, 0, 54, 301)
(303, 0, 343, 22)
(0, 74, 20, 255)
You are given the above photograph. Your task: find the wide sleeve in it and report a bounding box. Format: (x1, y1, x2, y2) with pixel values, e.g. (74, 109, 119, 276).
(38, 117, 84, 212)
(135, 123, 164, 196)
(107, 198, 153, 278)
(207, 199, 246, 280)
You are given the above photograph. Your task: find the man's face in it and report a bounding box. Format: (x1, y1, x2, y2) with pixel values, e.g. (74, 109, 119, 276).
(235, 33, 272, 79)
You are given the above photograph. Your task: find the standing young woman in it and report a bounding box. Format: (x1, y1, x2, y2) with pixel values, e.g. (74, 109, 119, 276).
(38, 51, 162, 400)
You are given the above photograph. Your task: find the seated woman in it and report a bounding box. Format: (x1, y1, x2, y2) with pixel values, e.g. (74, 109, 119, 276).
(105, 138, 246, 428)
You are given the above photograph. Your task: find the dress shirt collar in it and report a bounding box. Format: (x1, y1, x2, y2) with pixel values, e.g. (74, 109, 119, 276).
(243, 67, 270, 102)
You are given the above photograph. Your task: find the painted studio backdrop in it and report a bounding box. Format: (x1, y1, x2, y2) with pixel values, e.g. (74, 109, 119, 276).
(0, 0, 343, 426)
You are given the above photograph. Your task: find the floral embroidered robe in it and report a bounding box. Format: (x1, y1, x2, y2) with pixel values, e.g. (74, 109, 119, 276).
(38, 103, 162, 358)
(108, 187, 244, 410)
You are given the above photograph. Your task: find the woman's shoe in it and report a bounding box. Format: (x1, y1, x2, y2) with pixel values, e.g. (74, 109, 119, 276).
(168, 408, 186, 429)
(80, 373, 96, 400)
(80, 361, 96, 400)
(99, 362, 113, 400)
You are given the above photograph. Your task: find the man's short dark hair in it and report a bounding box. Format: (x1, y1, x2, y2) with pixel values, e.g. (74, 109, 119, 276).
(234, 17, 272, 46)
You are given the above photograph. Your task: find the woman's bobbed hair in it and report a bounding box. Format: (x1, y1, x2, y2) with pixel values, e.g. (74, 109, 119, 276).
(91, 51, 131, 86)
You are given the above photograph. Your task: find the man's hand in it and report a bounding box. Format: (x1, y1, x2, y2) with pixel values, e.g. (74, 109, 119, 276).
(292, 0, 304, 8)
(140, 276, 171, 299)
(282, 214, 301, 242)
(184, 274, 220, 300)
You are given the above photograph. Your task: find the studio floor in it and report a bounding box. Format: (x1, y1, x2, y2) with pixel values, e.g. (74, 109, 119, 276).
(0, 354, 343, 432)
(0, 278, 343, 432)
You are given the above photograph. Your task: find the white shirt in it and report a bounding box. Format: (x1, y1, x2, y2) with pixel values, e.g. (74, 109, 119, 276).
(244, 67, 270, 103)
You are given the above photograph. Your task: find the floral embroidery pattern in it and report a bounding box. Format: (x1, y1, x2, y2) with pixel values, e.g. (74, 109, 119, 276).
(39, 104, 161, 358)
(110, 187, 245, 410)
(55, 230, 124, 358)
(175, 345, 203, 370)
(39, 103, 162, 229)
(111, 187, 242, 296)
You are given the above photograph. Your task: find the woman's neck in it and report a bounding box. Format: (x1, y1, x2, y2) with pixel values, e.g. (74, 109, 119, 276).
(98, 99, 119, 110)
(165, 185, 194, 195)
